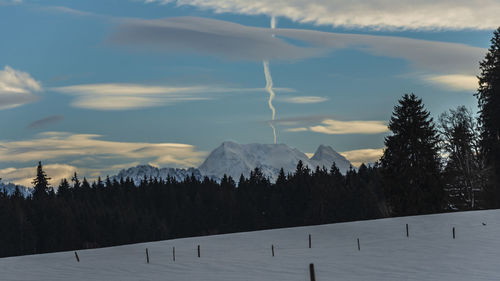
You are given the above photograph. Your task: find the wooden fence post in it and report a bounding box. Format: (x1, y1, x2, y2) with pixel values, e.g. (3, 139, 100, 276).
(309, 263, 316, 281)
(197, 245, 200, 258)
(272, 244, 275, 257)
(74, 251, 80, 262)
(406, 224, 409, 238)
(173, 247, 176, 261)
(309, 234, 312, 249)
(146, 248, 150, 264)
(357, 238, 360, 251)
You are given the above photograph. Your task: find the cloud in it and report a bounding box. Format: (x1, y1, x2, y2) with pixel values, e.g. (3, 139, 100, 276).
(285, 127, 308, 132)
(282, 96, 327, 104)
(110, 17, 485, 84)
(340, 148, 385, 167)
(27, 115, 64, 129)
(284, 118, 389, 135)
(273, 115, 331, 126)
(0, 132, 207, 167)
(0, 65, 41, 110)
(52, 83, 274, 110)
(146, 0, 500, 30)
(423, 74, 478, 91)
(0, 164, 76, 187)
(274, 28, 484, 76)
(109, 17, 321, 61)
(43, 6, 96, 17)
(309, 119, 388, 135)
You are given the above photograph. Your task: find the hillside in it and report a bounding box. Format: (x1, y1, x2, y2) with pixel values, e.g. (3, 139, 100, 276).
(0, 210, 497, 281)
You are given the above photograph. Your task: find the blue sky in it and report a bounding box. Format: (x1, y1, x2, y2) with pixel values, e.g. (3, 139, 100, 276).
(0, 0, 497, 185)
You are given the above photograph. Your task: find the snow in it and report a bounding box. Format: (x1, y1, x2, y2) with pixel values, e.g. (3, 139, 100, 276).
(309, 144, 351, 173)
(112, 165, 202, 186)
(198, 141, 351, 181)
(0, 182, 32, 197)
(1, 210, 498, 281)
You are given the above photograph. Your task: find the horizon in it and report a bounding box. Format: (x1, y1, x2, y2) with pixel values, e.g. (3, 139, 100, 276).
(0, 0, 497, 186)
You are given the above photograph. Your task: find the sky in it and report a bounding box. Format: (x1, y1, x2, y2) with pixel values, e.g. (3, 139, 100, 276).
(0, 0, 498, 186)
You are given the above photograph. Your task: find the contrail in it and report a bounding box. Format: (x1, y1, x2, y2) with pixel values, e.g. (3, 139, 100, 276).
(263, 60, 277, 144)
(264, 16, 277, 144)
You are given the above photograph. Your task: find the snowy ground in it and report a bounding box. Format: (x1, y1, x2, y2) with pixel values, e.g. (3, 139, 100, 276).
(1, 210, 499, 281)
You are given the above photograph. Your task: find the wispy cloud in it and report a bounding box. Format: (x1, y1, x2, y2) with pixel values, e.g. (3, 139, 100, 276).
(0, 132, 207, 167)
(52, 83, 275, 110)
(273, 115, 330, 126)
(284, 118, 389, 135)
(110, 17, 320, 61)
(340, 148, 385, 167)
(281, 96, 327, 104)
(27, 115, 64, 129)
(310, 119, 389, 135)
(110, 17, 485, 91)
(274, 28, 484, 76)
(146, 0, 500, 30)
(43, 6, 96, 17)
(422, 74, 478, 92)
(285, 127, 308, 132)
(0, 65, 41, 110)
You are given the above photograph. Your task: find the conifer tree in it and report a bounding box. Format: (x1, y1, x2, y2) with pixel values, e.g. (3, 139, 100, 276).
(71, 172, 80, 189)
(276, 168, 287, 185)
(381, 94, 444, 215)
(32, 161, 51, 200)
(221, 174, 236, 189)
(58, 179, 70, 197)
(476, 27, 500, 206)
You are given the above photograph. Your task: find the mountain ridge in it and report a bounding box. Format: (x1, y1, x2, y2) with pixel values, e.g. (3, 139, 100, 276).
(0, 142, 352, 190)
(198, 141, 351, 181)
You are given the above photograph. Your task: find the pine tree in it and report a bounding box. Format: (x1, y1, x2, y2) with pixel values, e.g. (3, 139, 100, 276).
(71, 172, 80, 189)
(381, 94, 444, 215)
(476, 27, 500, 207)
(221, 174, 236, 189)
(32, 162, 51, 200)
(58, 179, 70, 197)
(276, 168, 287, 185)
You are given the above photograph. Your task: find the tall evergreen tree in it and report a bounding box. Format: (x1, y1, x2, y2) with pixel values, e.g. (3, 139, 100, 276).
(476, 27, 500, 207)
(381, 94, 443, 215)
(32, 161, 51, 200)
(57, 179, 70, 197)
(71, 172, 80, 189)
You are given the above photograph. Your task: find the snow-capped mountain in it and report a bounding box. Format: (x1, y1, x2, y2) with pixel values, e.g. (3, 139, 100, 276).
(309, 144, 351, 174)
(0, 182, 32, 197)
(112, 142, 352, 183)
(111, 165, 202, 185)
(198, 141, 351, 181)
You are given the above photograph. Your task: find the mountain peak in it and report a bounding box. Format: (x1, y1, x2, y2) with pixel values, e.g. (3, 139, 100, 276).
(112, 142, 353, 184)
(198, 142, 352, 181)
(313, 144, 335, 156)
(310, 144, 351, 172)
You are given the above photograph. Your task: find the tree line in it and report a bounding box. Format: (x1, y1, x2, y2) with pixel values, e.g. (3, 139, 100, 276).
(0, 28, 499, 258)
(0, 161, 386, 258)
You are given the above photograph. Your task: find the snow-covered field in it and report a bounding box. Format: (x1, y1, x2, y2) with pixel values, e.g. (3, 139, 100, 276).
(1, 210, 498, 281)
